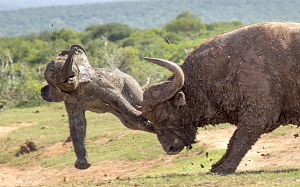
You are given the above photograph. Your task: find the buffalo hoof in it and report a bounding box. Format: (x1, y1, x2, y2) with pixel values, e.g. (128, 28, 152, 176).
(75, 159, 91, 170)
(210, 166, 235, 175)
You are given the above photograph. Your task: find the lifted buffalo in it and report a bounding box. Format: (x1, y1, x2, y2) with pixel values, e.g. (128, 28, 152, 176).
(41, 45, 153, 170)
(142, 21, 300, 174)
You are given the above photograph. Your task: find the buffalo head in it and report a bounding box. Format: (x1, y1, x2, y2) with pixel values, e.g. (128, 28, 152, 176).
(142, 58, 196, 155)
(41, 45, 94, 102)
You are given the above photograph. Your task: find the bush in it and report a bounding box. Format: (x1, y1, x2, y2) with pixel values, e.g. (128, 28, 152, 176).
(0, 57, 44, 108)
(83, 23, 138, 42)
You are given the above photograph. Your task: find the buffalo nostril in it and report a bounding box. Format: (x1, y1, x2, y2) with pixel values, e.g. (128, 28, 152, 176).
(169, 146, 175, 152)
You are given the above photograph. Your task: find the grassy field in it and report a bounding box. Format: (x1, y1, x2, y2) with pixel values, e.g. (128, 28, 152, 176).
(0, 103, 299, 186)
(72, 170, 300, 186)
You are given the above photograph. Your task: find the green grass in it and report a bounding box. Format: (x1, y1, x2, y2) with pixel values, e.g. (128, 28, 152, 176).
(60, 169, 300, 186)
(0, 103, 168, 168)
(201, 123, 232, 130)
(269, 124, 298, 137)
(148, 149, 225, 176)
(118, 170, 300, 186)
(0, 104, 299, 186)
(0, 103, 65, 126)
(88, 132, 163, 162)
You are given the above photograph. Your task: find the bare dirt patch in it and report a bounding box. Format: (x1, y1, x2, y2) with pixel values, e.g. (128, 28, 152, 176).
(0, 126, 299, 186)
(0, 123, 33, 138)
(197, 126, 235, 151)
(43, 142, 73, 157)
(196, 126, 300, 171)
(0, 155, 175, 186)
(239, 130, 300, 171)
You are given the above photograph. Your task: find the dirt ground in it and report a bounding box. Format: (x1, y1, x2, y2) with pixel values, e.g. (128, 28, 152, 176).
(0, 123, 33, 138)
(197, 126, 300, 171)
(0, 124, 299, 186)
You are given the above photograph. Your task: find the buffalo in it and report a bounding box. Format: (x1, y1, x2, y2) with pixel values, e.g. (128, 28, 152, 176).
(41, 45, 153, 169)
(142, 21, 300, 174)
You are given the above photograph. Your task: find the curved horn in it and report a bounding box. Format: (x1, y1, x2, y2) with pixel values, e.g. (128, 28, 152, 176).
(143, 57, 184, 101)
(59, 47, 77, 82)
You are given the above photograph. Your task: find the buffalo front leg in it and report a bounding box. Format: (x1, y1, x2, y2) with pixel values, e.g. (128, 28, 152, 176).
(210, 126, 262, 174)
(65, 103, 91, 169)
(210, 105, 281, 173)
(210, 91, 281, 174)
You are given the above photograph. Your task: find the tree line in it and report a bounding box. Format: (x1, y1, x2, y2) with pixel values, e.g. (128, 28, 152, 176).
(0, 0, 298, 36)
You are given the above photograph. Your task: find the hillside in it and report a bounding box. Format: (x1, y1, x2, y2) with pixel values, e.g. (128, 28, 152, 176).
(0, 0, 299, 36)
(0, 0, 136, 11)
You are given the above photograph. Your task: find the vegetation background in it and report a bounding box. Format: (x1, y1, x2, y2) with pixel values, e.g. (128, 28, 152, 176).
(0, 0, 299, 36)
(0, 0, 134, 11)
(0, 7, 243, 108)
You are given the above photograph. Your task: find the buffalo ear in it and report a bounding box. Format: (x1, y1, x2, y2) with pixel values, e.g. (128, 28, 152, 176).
(41, 82, 65, 102)
(174, 91, 186, 108)
(75, 48, 94, 83)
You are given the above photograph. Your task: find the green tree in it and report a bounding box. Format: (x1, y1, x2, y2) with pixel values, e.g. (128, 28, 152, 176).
(163, 10, 206, 33)
(83, 23, 137, 42)
(176, 10, 201, 21)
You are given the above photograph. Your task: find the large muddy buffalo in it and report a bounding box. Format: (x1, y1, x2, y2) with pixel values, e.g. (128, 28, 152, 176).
(142, 21, 300, 174)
